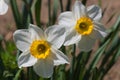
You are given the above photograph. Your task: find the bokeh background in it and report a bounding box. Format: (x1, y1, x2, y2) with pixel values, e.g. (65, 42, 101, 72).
(0, 0, 120, 80)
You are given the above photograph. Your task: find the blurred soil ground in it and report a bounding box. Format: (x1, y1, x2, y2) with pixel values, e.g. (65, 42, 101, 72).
(0, 0, 120, 80)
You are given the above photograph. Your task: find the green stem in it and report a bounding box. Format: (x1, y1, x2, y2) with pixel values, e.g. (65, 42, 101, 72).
(69, 45, 76, 80)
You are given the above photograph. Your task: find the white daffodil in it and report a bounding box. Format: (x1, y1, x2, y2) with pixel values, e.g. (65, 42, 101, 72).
(13, 24, 69, 78)
(58, 1, 107, 51)
(0, 0, 8, 15)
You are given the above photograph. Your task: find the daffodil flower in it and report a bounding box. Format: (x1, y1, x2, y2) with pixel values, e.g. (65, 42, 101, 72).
(0, 0, 8, 15)
(13, 24, 69, 78)
(58, 1, 107, 51)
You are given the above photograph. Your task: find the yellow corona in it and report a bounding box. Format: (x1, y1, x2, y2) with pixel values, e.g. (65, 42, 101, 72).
(30, 40, 51, 59)
(75, 17, 93, 35)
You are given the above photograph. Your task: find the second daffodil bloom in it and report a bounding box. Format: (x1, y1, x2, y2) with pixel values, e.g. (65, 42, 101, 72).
(13, 24, 69, 78)
(58, 1, 107, 51)
(0, 0, 8, 15)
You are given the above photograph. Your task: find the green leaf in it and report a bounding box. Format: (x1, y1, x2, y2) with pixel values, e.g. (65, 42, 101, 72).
(13, 68, 22, 80)
(95, 16, 120, 80)
(48, 0, 51, 26)
(98, 0, 102, 6)
(3, 71, 14, 78)
(82, 0, 88, 5)
(22, 0, 34, 28)
(101, 15, 120, 45)
(0, 35, 3, 41)
(114, 44, 120, 60)
(100, 34, 119, 68)
(0, 56, 5, 78)
(10, 0, 22, 29)
(66, 0, 71, 11)
(55, 65, 66, 80)
(52, 0, 59, 24)
(89, 39, 110, 71)
(106, 12, 116, 24)
(69, 45, 76, 80)
(99, 44, 120, 80)
(35, 0, 42, 27)
(91, 67, 100, 80)
(59, 0, 64, 12)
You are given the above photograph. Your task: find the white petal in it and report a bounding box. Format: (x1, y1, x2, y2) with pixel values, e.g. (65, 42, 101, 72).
(45, 25, 66, 49)
(94, 22, 107, 37)
(33, 59, 54, 78)
(51, 47, 69, 66)
(13, 29, 31, 51)
(4, 0, 9, 4)
(58, 11, 75, 27)
(0, 0, 8, 15)
(64, 28, 81, 46)
(29, 24, 45, 40)
(77, 36, 96, 52)
(72, 1, 86, 20)
(18, 50, 37, 68)
(87, 5, 102, 21)
(89, 29, 104, 39)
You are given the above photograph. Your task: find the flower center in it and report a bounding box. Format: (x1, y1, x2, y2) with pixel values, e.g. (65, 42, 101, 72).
(30, 40, 51, 59)
(75, 17, 93, 35)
